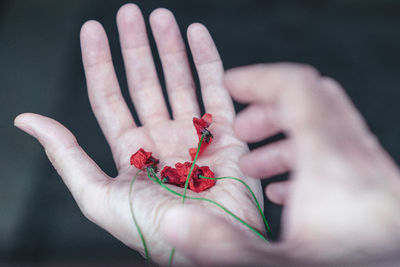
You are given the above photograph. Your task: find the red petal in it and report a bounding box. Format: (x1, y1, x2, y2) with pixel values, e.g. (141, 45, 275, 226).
(191, 113, 213, 159)
(189, 142, 208, 161)
(199, 166, 215, 179)
(160, 166, 183, 186)
(189, 148, 197, 161)
(189, 166, 216, 192)
(189, 134, 213, 160)
(164, 162, 216, 192)
(193, 118, 207, 138)
(193, 113, 213, 138)
(175, 162, 198, 185)
(130, 148, 159, 171)
(202, 113, 212, 125)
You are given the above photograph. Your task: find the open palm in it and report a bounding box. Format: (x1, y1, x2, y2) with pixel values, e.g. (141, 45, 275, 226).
(15, 4, 265, 265)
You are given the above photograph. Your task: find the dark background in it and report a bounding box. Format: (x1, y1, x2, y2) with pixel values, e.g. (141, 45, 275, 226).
(2, 0, 400, 265)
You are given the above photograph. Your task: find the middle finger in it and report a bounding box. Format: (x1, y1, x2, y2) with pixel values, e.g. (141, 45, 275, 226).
(117, 4, 169, 125)
(150, 8, 200, 120)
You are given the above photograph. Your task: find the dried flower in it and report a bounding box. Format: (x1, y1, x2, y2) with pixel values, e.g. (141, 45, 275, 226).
(130, 148, 159, 171)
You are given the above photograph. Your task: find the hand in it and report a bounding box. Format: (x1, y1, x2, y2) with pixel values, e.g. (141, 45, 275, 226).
(14, 4, 266, 266)
(163, 64, 400, 266)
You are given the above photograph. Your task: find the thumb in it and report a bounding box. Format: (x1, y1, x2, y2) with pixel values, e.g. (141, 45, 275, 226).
(163, 207, 284, 266)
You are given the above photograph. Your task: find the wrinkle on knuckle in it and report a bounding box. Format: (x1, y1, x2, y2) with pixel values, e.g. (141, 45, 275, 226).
(84, 57, 113, 70)
(90, 89, 123, 115)
(168, 83, 196, 96)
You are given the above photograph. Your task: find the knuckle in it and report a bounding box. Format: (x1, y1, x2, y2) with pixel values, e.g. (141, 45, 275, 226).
(273, 63, 321, 90)
(292, 64, 321, 83)
(320, 76, 342, 90)
(278, 63, 320, 79)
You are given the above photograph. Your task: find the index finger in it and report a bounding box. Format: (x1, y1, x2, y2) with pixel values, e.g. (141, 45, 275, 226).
(225, 64, 378, 166)
(225, 64, 366, 134)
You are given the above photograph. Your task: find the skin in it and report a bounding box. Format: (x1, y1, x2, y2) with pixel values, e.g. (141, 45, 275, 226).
(14, 4, 267, 266)
(163, 64, 400, 266)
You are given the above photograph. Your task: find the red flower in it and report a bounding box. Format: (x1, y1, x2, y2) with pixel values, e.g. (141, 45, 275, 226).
(193, 113, 212, 139)
(160, 162, 216, 192)
(130, 148, 159, 171)
(175, 162, 198, 180)
(189, 113, 213, 160)
(190, 166, 216, 193)
(160, 166, 184, 186)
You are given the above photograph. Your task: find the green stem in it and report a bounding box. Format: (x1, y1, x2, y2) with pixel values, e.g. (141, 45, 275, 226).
(182, 134, 205, 204)
(171, 134, 204, 265)
(129, 170, 150, 262)
(147, 171, 176, 266)
(148, 170, 268, 242)
(199, 175, 272, 240)
(168, 247, 175, 267)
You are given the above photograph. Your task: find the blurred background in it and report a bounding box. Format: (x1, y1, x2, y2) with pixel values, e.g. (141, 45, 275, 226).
(2, 0, 400, 265)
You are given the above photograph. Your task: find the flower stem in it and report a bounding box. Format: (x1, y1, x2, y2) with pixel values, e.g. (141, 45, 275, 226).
(182, 134, 205, 204)
(168, 247, 175, 267)
(148, 170, 268, 242)
(129, 170, 150, 262)
(171, 133, 204, 266)
(199, 175, 272, 240)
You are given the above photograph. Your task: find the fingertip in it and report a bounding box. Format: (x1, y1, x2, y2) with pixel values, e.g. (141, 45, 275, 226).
(265, 182, 288, 205)
(149, 7, 185, 54)
(14, 112, 28, 126)
(187, 22, 208, 42)
(80, 20, 109, 65)
(149, 8, 174, 28)
(14, 113, 37, 138)
(225, 64, 259, 81)
(117, 3, 140, 20)
(187, 23, 220, 65)
(239, 141, 291, 178)
(238, 153, 256, 177)
(80, 20, 104, 41)
(233, 109, 256, 141)
(116, 3, 143, 31)
(224, 66, 250, 102)
(233, 104, 280, 143)
(15, 113, 77, 151)
(224, 64, 266, 103)
(116, 3, 148, 52)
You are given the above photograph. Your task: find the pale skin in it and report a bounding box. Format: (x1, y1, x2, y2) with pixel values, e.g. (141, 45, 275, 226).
(14, 4, 267, 266)
(163, 66, 400, 266)
(14, 3, 400, 267)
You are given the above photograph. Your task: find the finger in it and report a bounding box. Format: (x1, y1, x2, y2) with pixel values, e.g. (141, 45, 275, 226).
(239, 140, 291, 178)
(266, 181, 290, 205)
(225, 64, 378, 166)
(187, 23, 235, 122)
(80, 20, 136, 151)
(234, 103, 281, 143)
(14, 113, 109, 223)
(117, 4, 169, 125)
(163, 207, 285, 266)
(150, 8, 200, 119)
